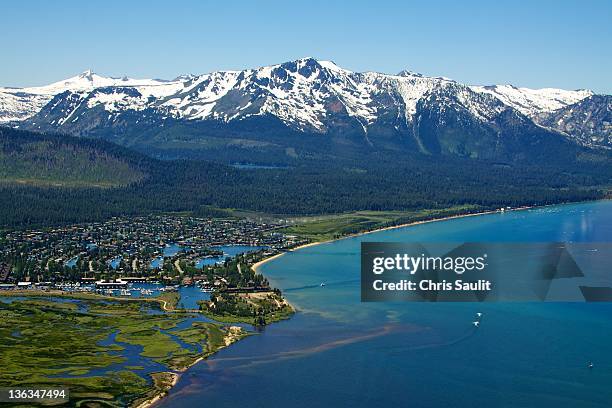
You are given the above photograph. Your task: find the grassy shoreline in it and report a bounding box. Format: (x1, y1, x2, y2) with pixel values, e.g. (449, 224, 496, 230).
(0, 291, 249, 408)
(253, 205, 533, 276)
(0, 202, 582, 407)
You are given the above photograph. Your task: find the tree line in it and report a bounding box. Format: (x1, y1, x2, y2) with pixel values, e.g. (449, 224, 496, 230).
(0, 127, 610, 229)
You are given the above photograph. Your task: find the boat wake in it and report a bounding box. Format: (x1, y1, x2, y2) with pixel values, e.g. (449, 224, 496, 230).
(284, 279, 360, 292)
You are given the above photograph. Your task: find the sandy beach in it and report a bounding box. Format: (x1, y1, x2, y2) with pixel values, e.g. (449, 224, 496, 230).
(137, 205, 536, 408)
(136, 325, 248, 408)
(133, 372, 179, 408)
(252, 206, 532, 274)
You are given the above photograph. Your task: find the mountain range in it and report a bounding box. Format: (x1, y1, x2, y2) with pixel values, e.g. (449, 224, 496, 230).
(1, 58, 610, 162)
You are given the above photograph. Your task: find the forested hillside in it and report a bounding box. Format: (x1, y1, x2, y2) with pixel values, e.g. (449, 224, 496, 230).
(0, 128, 145, 187)
(0, 128, 610, 228)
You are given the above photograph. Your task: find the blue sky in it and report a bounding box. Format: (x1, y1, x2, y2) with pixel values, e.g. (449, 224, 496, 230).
(1, 0, 611, 93)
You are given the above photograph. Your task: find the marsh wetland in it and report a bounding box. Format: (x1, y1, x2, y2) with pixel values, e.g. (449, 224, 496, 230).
(0, 292, 248, 407)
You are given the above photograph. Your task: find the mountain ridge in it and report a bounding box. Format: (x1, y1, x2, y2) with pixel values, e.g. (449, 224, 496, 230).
(1, 58, 610, 160)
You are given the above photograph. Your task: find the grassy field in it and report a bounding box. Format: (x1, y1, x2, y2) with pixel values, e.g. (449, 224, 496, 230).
(281, 205, 483, 242)
(0, 293, 247, 407)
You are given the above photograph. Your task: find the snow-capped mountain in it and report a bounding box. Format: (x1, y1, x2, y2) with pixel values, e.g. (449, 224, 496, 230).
(0, 70, 170, 123)
(469, 84, 609, 149)
(15, 59, 460, 133)
(538, 95, 611, 147)
(1, 58, 609, 158)
(470, 84, 593, 118)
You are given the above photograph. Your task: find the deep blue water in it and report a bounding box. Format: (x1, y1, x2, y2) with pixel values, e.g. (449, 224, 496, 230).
(158, 201, 612, 408)
(231, 163, 290, 170)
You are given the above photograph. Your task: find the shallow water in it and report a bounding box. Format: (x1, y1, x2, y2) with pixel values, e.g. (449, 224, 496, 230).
(50, 330, 168, 380)
(159, 201, 612, 408)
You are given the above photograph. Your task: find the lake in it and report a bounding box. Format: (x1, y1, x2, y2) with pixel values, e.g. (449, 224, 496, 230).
(158, 200, 612, 408)
(231, 163, 290, 170)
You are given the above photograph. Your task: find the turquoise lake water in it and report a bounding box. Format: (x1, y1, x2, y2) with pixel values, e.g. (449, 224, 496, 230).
(159, 201, 612, 408)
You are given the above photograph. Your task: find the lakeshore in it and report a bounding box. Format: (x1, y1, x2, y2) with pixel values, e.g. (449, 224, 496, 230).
(252, 206, 531, 274)
(0, 217, 297, 407)
(0, 202, 599, 407)
(0, 240, 297, 408)
(0, 214, 301, 289)
(65, 208, 510, 406)
(0, 290, 250, 408)
(136, 207, 520, 406)
(158, 200, 612, 408)
(133, 325, 248, 408)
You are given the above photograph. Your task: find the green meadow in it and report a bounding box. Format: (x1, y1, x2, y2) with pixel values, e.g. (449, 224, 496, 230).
(0, 294, 247, 407)
(282, 205, 482, 242)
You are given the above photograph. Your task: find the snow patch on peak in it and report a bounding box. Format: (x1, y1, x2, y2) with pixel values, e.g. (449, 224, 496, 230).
(471, 84, 593, 117)
(1, 59, 605, 138)
(397, 70, 424, 78)
(79, 69, 94, 79)
(318, 60, 349, 73)
(391, 73, 453, 118)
